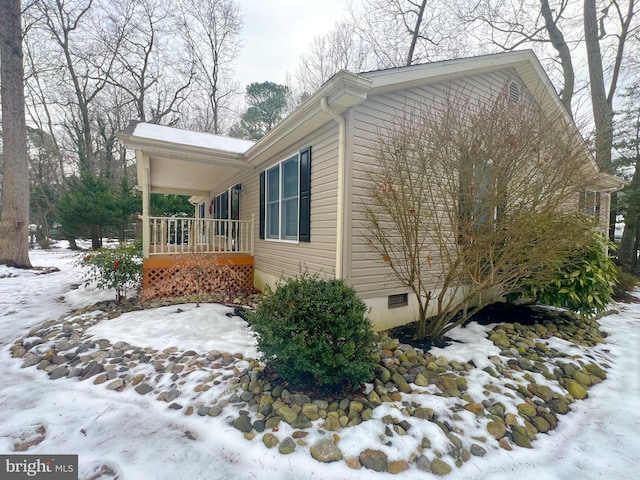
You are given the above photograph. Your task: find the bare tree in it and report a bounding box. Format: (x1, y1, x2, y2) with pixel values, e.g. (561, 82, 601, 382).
(458, 0, 578, 115)
(23, 29, 67, 180)
(177, 0, 242, 134)
(103, 0, 194, 127)
(28, 127, 62, 245)
(404, 0, 428, 65)
(292, 2, 464, 100)
(364, 88, 596, 340)
(22, 38, 79, 246)
(456, 0, 638, 168)
(453, 0, 637, 243)
(33, 0, 127, 174)
(350, 0, 468, 68)
(541, 0, 575, 116)
(294, 20, 374, 95)
(0, 0, 32, 268)
(584, 0, 637, 168)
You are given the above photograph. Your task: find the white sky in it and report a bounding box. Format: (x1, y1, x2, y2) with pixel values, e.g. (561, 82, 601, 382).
(235, 0, 357, 86)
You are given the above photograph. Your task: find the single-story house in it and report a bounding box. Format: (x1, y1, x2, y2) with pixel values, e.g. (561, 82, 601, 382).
(117, 50, 624, 330)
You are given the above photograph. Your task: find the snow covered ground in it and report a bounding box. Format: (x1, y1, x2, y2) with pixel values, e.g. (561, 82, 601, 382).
(0, 243, 639, 479)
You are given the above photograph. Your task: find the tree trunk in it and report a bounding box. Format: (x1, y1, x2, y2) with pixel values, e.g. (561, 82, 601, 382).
(633, 220, 640, 272)
(91, 225, 101, 250)
(68, 237, 79, 250)
(0, 0, 32, 268)
(406, 0, 428, 66)
(618, 163, 640, 268)
(584, 0, 614, 169)
(540, 0, 574, 116)
(584, 0, 617, 241)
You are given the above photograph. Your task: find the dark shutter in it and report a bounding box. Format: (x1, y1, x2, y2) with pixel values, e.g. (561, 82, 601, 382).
(259, 171, 265, 240)
(299, 146, 312, 242)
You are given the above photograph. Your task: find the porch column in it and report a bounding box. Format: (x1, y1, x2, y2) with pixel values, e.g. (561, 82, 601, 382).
(137, 151, 151, 258)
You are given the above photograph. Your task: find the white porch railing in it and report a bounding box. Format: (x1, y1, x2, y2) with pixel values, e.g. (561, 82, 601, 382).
(148, 216, 254, 256)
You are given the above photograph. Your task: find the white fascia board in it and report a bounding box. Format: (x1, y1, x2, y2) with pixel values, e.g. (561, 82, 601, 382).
(363, 50, 537, 93)
(118, 122, 254, 154)
(117, 134, 253, 170)
(590, 173, 628, 192)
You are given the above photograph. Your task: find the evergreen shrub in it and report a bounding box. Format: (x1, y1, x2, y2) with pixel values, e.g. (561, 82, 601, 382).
(509, 231, 617, 316)
(248, 273, 376, 388)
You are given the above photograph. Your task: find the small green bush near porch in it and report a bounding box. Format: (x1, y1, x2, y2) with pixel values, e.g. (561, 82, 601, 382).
(248, 273, 376, 388)
(78, 242, 143, 303)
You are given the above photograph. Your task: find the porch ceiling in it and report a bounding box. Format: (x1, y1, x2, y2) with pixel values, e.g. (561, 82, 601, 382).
(148, 156, 245, 197)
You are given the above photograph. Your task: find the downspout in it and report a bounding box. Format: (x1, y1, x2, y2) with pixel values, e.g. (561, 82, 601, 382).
(321, 97, 347, 279)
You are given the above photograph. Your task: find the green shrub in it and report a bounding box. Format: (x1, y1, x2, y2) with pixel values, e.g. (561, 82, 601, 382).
(508, 231, 617, 316)
(78, 242, 143, 302)
(248, 273, 376, 388)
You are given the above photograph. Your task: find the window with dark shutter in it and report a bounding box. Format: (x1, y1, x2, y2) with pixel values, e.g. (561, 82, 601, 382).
(259, 146, 311, 242)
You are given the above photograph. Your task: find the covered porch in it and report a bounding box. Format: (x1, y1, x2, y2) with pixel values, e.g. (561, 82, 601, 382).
(117, 121, 257, 298)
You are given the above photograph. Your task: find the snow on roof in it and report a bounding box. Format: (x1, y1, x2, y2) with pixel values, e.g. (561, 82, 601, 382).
(132, 122, 255, 154)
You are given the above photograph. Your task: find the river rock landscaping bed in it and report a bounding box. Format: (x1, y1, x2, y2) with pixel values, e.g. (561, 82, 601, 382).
(9, 300, 612, 476)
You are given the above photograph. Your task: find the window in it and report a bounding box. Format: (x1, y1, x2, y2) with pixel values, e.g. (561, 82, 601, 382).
(265, 155, 299, 240)
(212, 184, 241, 238)
(580, 189, 601, 221)
(458, 157, 503, 244)
(260, 146, 312, 242)
(472, 161, 497, 226)
(215, 191, 229, 220)
(214, 190, 229, 235)
(214, 185, 241, 220)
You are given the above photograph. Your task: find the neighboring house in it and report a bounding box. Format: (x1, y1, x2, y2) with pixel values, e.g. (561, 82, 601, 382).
(117, 50, 624, 331)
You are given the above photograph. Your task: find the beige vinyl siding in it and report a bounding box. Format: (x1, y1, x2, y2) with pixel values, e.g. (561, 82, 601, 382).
(239, 122, 340, 282)
(348, 70, 518, 299)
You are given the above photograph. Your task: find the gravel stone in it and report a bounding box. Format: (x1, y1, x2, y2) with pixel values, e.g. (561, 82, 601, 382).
(135, 383, 154, 395)
(310, 439, 343, 463)
(49, 366, 69, 380)
(359, 449, 388, 472)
